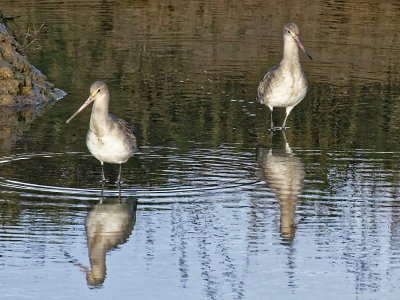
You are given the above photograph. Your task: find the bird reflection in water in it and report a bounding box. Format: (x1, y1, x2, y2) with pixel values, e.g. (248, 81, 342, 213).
(76, 185, 137, 287)
(257, 132, 305, 241)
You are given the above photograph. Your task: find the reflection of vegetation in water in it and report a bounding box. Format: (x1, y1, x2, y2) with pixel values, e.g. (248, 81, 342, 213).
(0, 10, 20, 27)
(4, 0, 396, 151)
(0, 106, 38, 152)
(19, 23, 46, 52)
(0, 10, 45, 52)
(1, 1, 399, 186)
(3, 1, 400, 151)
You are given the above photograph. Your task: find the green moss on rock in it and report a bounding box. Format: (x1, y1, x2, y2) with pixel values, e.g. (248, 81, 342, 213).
(0, 22, 66, 108)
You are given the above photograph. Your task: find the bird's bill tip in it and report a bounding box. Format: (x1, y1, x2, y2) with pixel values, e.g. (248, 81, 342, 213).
(294, 37, 313, 60)
(305, 50, 313, 60)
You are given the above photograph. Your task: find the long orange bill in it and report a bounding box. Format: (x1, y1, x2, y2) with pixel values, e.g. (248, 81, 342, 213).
(66, 95, 95, 124)
(294, 37, 313, 60)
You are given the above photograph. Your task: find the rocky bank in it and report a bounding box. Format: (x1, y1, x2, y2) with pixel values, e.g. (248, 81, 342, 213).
(0, 22, 66, 107)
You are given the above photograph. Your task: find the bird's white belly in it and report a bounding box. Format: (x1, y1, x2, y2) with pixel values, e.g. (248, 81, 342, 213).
(87, 130, 132, 164)
(266, 73, 307, 108)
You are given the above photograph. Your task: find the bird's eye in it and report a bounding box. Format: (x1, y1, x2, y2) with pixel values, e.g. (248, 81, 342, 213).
(287, 30, 291, 34)
(97, 89, 101, 93)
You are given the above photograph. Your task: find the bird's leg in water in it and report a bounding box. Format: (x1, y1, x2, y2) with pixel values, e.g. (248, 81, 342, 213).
(280, 106, 293, 130)
(101, 162, 106, 182)
(100, 181, 105, 204)
(116, 163, 122, 185)
(268, 107, 275, 131)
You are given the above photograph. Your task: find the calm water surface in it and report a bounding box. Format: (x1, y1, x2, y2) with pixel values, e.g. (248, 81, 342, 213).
(1, 1, 400, 299)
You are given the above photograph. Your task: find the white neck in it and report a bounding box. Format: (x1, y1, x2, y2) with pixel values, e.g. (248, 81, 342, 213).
(281, 35, 300, 67)
(90, 93, 109, 126)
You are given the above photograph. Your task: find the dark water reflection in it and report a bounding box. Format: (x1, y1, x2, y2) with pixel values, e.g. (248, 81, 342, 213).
(1, 0, 400, 299)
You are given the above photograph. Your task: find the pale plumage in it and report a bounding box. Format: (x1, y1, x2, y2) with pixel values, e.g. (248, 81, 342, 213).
(67, 81, 137, 183)
(258, 23, 312, 130)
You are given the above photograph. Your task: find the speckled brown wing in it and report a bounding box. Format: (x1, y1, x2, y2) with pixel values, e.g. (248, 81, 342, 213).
(110, 114, 138, 152)
(257, 64, 279, 104)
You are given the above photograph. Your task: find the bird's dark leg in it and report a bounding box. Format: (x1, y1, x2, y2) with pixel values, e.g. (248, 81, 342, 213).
(101, 161, 106, 182)
(100, 181, 105, 204)
(116, 163, 122, 185)
(118, 184, 122, 203)
(281, 106, 293, 130)
(282, 130, 288, 144)
(270, 128, 274, 145)
(268, 107, 275, 131)
(281, 113, 289, 130)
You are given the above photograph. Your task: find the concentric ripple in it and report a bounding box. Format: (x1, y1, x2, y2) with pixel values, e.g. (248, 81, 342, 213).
(0, 147, 260, 201)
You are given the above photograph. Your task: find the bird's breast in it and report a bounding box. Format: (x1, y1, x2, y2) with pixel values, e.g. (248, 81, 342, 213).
(263, 69, 307, 108)
(86, 126, 134, 164)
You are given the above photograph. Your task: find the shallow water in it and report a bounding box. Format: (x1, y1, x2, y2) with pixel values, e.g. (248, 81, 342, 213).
(1, 1, 400, 299)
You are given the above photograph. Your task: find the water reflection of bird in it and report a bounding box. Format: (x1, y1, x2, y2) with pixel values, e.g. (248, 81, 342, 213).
(257, 133, 305, 240)
(66, 81, 138, 183)
(257, 23, 312, 131)
(78, 193, 137, 287)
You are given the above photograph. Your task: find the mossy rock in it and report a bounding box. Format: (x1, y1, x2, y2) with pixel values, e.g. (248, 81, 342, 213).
(0, 22, 66, 108)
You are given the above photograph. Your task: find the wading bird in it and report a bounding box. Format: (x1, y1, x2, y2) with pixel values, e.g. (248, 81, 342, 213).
(66, 81, 137, 183)
(257, 23, 312, 131)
